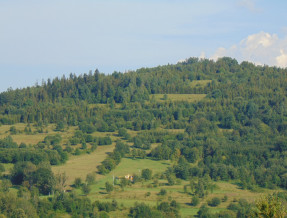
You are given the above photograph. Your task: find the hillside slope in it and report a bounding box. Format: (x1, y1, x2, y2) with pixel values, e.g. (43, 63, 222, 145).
(0, 57, 286, 217)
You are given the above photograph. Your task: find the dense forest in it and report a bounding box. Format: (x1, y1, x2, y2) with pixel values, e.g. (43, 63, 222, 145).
(0, 57, 287, 217)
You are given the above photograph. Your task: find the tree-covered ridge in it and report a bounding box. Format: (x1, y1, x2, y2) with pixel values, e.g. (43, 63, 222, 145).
(1, 57, 287, 126)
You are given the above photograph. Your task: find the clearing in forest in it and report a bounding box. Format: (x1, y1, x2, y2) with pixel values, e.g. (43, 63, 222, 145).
(52, 144, 115, 186)
(150, 94, 206, 102)
(189, 80, 212, 87)
(0, 124, 77, 145)
(89, 157, 171, 195)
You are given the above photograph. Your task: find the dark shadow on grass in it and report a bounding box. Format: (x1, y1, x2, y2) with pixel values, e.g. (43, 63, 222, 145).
(177, 191, 188, 194)
(231, 181, 243, 189)
(2, 175, 10, 180)
(125, 156, 140, 160)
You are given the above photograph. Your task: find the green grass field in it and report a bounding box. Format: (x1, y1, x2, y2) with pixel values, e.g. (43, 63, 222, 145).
(52, 144, 115, 186)
(150, 94, 206, 103)
(0, 123, 77, 145)
(189, 80, 212, 88)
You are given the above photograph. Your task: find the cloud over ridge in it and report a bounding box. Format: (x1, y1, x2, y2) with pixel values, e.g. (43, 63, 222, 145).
(211, 31, 287, 68)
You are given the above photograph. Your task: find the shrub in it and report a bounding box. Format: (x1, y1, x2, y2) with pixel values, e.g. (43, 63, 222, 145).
(166, 173, 176, 186)
(208, 197, 221, 207)
(86, 173, 96, 185)
(191, 196, 200, 206)
(222, 195, 228, 202)
(197, 204, 211, 217)
(145, 192, 151, 197)
(0, 163, 5, 173)
(98, 137, 112, 145)
(158, 189, 167, 196)
(74, 177, 82, 188)
(82, 183, 91, 195)
(129, 202, 152, 218)
(141, 169, 152, 180)
(105, 181, 113, 193)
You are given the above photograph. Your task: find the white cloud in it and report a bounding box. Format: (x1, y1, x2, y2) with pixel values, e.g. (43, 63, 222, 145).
(239, 0, 261, 12)
(211, 47, 227, 61)
(276, 49, 287, 67)
(242, 32, 276, 48)
(199, 51, 206, 59)
(211, 31, 287, 68)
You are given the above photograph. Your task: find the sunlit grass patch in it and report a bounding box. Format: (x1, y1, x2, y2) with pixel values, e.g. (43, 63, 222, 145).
(189, 80, 212, 88)
(52, 144, 115, 186)
(150, 94, 206, 103)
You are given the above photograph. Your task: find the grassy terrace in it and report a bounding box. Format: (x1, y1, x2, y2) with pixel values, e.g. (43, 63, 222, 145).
(150, 94, 206, 103)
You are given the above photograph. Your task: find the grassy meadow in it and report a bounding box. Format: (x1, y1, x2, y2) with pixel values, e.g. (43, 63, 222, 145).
(189, 80, 212, 88)
(150, 94, 206, 103)
(0, 123, 77, 145)
(52, 144, 115, 186)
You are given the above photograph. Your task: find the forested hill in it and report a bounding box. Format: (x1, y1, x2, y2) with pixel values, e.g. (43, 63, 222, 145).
(1, 57, 287, 126)
(1, 57, 287, 216)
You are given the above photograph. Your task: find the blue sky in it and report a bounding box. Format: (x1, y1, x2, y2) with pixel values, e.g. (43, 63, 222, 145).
(0, 0, 287, 92)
